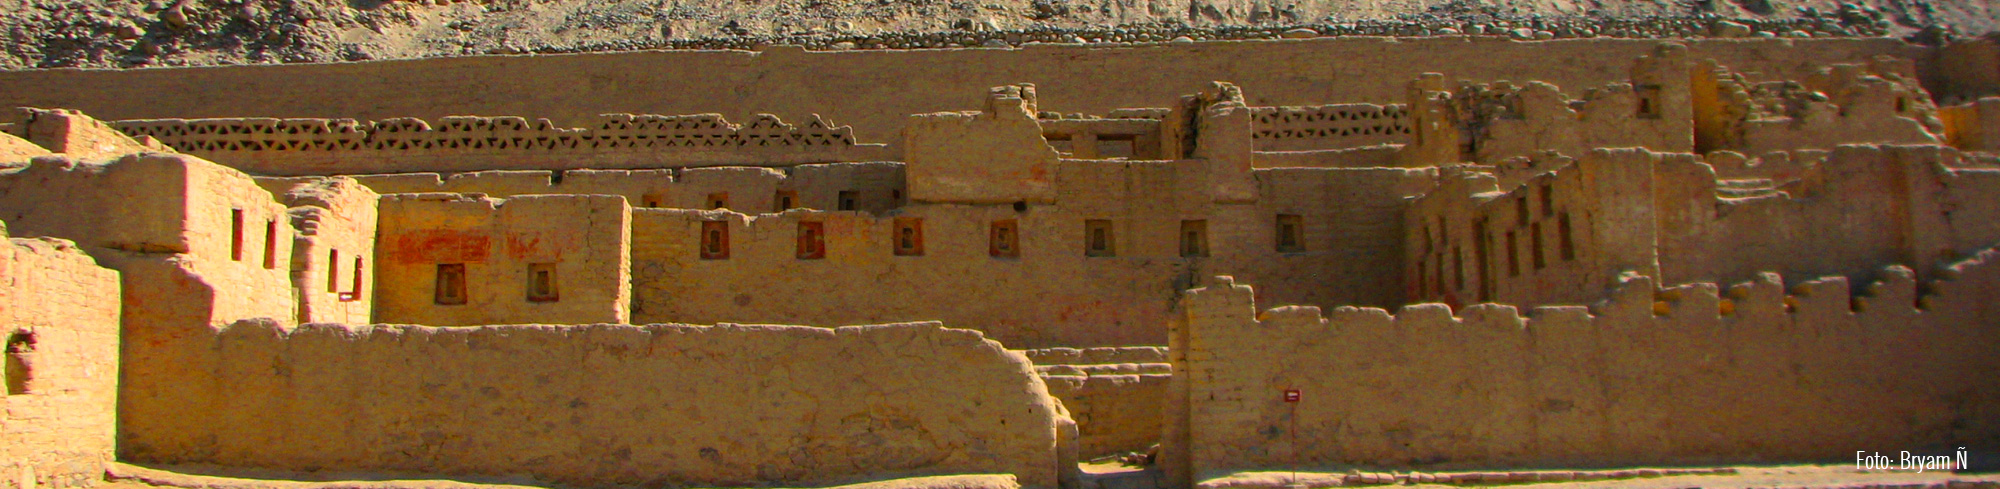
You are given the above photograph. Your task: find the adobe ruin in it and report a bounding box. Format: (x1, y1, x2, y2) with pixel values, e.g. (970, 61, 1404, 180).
(2, 34, 2000, 489)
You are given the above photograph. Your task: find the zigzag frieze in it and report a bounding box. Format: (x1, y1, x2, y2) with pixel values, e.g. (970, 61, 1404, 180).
(109, 113, 860, 154)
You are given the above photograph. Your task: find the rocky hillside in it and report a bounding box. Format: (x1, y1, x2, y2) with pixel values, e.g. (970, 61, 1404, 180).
(0, 0, 1993, 69)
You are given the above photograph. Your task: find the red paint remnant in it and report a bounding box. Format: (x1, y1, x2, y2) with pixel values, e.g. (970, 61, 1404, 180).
(506, 233, 552, 260)
(388, 230, 492, 264)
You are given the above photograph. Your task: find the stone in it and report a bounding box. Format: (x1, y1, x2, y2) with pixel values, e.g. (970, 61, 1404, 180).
(1280, 28, 1318, 39)
(1713, 20, 1751, 37)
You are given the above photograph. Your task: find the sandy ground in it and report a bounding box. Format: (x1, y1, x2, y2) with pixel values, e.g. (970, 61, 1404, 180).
(91, 462, 1999, 489)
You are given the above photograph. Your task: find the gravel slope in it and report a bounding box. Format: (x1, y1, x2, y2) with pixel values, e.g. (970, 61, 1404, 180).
(0, 0, 1994, 69)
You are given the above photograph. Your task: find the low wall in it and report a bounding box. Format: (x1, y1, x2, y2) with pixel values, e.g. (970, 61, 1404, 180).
(1168, 253, 2000, 484)
(0, 232, 123, 489)
(149, 320, 1068, 489)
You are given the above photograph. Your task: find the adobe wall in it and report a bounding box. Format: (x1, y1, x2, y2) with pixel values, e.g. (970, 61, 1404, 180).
(375, 193, 631, 326)
(626, 164, 1429, 348)
(170, 320, 1067, 489)
(1405, 149, 1661, 308)
(0, 154, 301, 463)
(256, 177, 381, 324)
(0, 228, 122, 489)
(1168, 256, 2000, 485)
(0, 153, 295, 323)
(0, 38, 1931, 146)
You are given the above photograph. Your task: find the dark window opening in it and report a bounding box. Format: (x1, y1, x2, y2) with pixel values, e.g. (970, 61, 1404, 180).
(230, 209, 245, 261)
(891, 189, 903, 202)
(434, 264, 467, 306)
(1180, 220, 1208, 257)
(797, 221, 827, 259)
(894, 218, 924, 256)
(990, 220, 1020, 258)
(837, 191, 858, 211)
(1559, 212, 1576, 261)
(348, 257, 364, 302)
(263, 220, 279, 269)
(706, 193, 729, 210)
(1085, 219, 1115, 257)
(775, 190, 798, 212)
(1515, 195, 1529, 226)
(1452, 246, 1465, 292)
(527, 263, 559, 302)
(1416, 260, 1429, 297)
(1506, 231, 1521, 277)
(1540, 181, 1555, 217)
(6, 330, 36, 395)
(1531, 222, 1546, 270)
(1433, 253, 1446, 293)
(1636, 84, 1662, 119)
(701, 221, 730, 260)
(327, 249, 342, 293)
(1474, 221, 1492, 302)
(1276, 214, 1305, 252)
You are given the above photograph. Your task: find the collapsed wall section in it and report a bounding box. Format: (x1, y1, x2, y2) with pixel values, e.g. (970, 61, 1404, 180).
(1656, 145, 1987, 287)
(182, 320, 1067, 489)
(1168, 260, 2000, 485)
(1024, 347, 1171, 459)
(0, 228, 122, 489)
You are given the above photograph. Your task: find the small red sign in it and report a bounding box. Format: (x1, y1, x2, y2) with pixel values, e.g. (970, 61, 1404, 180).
(1283, 389, 1301, 403)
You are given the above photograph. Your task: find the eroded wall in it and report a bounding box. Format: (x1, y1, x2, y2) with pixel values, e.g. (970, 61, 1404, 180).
(1169, 260, 2000, 484)
(1657, 145, 1993, 287)
(0, 228, 122, 489)
(170, 320, 1066, 489)
(375, 193, 630, 326)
